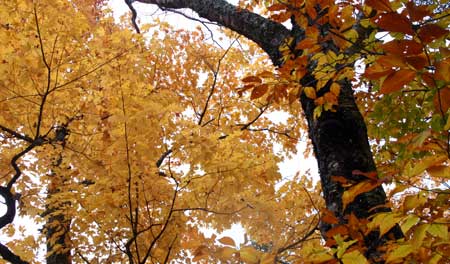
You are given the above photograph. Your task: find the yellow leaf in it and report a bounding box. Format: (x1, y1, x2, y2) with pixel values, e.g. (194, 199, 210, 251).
(427, 223, 448, 240)
(404, 154, 447, 177)
(304, 87, 316, 99)
(330, 82, 340, 97)
(427, 165, 450, 178)
(341, 250, 368, 264)
(239, 246, 259, 264)
(342, 180, 380, 210)
(386, 244, 413, 263)
(218, 236, 236, 247)
(400, 214, 420, 234)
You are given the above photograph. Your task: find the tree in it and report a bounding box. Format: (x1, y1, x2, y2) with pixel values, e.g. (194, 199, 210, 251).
(0, 0, 448, 263)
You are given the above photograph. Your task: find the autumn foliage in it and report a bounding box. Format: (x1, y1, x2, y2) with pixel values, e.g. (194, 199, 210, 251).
(0, 0, 449, 263)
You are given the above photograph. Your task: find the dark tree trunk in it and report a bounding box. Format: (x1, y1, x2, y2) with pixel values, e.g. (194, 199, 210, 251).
(136, 0, 403, 261)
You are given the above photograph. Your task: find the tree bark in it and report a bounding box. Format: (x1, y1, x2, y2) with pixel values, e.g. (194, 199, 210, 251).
(136, 0, 403, 260)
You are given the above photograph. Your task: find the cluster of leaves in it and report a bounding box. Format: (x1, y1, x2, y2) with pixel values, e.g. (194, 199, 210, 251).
(236, 0, 449, 262)
(0, 0, 324, 263)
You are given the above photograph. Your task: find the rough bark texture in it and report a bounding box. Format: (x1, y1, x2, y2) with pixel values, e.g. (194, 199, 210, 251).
(136, 0, 403, 261)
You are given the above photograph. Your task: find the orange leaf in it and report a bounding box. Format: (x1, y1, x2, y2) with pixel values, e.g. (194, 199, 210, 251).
(433, 86, 450, 113)
(218, 236, 236, 247)
(380, 69, 416, 94)
(382, 40, 423, 55)
(342, 180, 380, 210)
(377, 12, 413, 35)
(435, 58, 450, 82)
(352, 170, 378, 181)
(377, 55, 407, 68)
(322, 209, 339, 224)
(365, 0, 392, 12)
(418, 24, 448, 44)
(427, 165, 450, 179)
(267, 3, 286, 11)
(406, 54, 427, 70)
(270, 11, 291, 23)
(406, 2, 431, 21)
(250, 84, 268, 100)
(331, 175, 349, 184)
(296, 38, 316, 50)
(242, 76, 262, 83)
(304, 87, 317, 99)
(326, 225, 349, 239)
(363, 65, 395, 80)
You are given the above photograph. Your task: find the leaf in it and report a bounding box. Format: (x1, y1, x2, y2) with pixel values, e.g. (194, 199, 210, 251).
(435, 59, 450, 82)
(418, 24, 448, 44)
(404, 154, 447, 177)
(376, 12, 414, 35)
(380, 69, 416, 94)
(365, 0, 392, 12)
(250, 84, 268, 100)
(352, 170, 378, 180)
(412, 224, 429, 249)
(427, 223, 448, 240)
(363, 64, 395, 80)
(433, 86, 450, 113)
(267, 3, 286, 11)
(330, 82, 340, 97)
(304, 87, 316, 99)
(369, 212, 402, 237)
(427, 165, 450, 178)
(406, 2, 431, 21)
(341, 250, 368, 264)
(406, 54, 427, 70)
(296, 38, 317, 50)
(382, 40, 423, 55)
(239, 246, 259, 264)
(386, 244, 414, 263)
(322, 208, 339, 224)
(242, 76, 262, 83)
(218, 236, 236, 247)
(400, 214, 420, 234)
(342, 180, 380, 210)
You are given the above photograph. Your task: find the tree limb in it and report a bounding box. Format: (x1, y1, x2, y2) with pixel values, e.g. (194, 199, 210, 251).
(135, 0, 290, 65)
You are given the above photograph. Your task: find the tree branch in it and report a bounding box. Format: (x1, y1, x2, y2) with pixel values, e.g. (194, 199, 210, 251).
(135, 0, 290, 65)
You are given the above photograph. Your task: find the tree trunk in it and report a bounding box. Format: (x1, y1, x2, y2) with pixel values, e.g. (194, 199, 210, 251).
(136, 0, 403, 260)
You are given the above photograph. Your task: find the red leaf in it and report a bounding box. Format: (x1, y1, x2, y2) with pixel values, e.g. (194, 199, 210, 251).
(406, 54, 427, 70)
(363, 64, 395, 80)
(365, 0, 392, 12)
(406, 1, 431, 22)
(352, 170, 378, 181)
(380, 69, 416, 94)
(250, 84, 268, 100)
(382, 40, 423, 55)
(433, 86, 450, 113)
(377, 12, 414, 35)
(267, 3, 286, 11)
(242, 76, 262, 83)
(418, 24, 448, 44)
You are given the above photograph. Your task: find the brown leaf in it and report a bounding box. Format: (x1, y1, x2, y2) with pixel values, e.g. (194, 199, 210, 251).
(377, 12, 414, 35)
(380, 69, 416, 94)
(242, 76, 262, 83)
(406, 2, 431, 21)
(363, 64, 395, 80)
(406, 54, 427, 70)
(250, 84, 268, 100)
(218, 236, 236, 247)
(418, 24, 448, 44)
(433, 86, 450, 113)
(365, 0, 392, 12)
(382, 40, 423, 55)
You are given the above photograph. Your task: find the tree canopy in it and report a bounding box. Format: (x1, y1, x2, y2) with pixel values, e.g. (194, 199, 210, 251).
(0, 0, 448, 263)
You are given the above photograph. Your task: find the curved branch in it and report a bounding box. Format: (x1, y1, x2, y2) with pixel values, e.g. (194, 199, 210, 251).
(136, 0, 291, 65)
